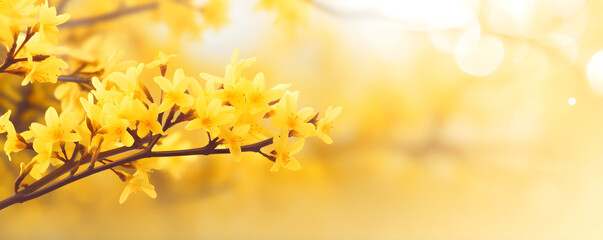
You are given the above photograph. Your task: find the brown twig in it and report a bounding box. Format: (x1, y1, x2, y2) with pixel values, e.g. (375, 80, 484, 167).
(0, 135, 273, 210)
(60, 2, 159, 29)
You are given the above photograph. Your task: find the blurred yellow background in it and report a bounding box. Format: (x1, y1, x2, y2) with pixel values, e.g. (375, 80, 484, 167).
(3, 0, 603, 239)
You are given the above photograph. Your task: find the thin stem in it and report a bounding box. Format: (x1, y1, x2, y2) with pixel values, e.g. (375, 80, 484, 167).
(56, 0, 70, 14)
(13, 28, 34, 58)
(151, 138, 273, 158)
(60, 2, 159, 28)
(56, 75, 91, 84)
(17, 146, 136, 196)
(0, 136, 274, 210)
(0, 35, 19, 73)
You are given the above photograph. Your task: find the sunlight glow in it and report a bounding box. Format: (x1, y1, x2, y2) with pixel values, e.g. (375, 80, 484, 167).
(587, 51, 603, 95)
(455, 34, 504, 76)
(568, 97, 576, 106)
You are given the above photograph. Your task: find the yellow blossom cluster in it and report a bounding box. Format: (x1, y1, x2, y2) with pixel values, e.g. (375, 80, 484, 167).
(0, 0, 70, 85)
(0, 48, 341, 205)
(0, 0, 338, 210)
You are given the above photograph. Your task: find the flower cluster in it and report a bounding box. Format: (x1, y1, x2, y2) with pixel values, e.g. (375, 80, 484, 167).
(0, 49, 341, 204)
(0, 0, 339, 210)
(0, 0, 70, 85)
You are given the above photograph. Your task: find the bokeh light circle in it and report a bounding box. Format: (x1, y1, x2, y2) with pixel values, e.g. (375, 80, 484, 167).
(568, 97, 576, 106)
(455, 34, 504, 77)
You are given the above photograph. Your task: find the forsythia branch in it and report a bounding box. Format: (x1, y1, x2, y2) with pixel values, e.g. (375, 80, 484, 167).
(0, 0, 342, 211)
(0, 136, 273, 210)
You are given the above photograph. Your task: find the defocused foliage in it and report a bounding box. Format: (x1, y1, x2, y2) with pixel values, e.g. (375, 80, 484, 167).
(2, 0, 603, 239)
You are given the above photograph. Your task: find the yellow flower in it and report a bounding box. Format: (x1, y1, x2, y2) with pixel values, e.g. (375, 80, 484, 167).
(243, 72, 289, 114)
(270, 133, 304, 172)
(146, 50, 176, 69)
(98, 116, 134, 147)
(316, 106, 342, 144)
(0, 110, 12, 134)
(18, 34, 53, 59)
(185, 97, 235, 137)
(89, 77, 118, 106)
(54, 82, 85, 115)
(119, 172, 157, 204)
(101, 49, 136, 79)
(219, 124, 250, 162)
(154, 69, 195, 112)
(30, 107, 81, 144)
(215, 83, 246, 108)
(29, 139, 54, 179)
(38, 0, 70, 45)
(136, 103, 163, 138)
(80, 93, 102, 129)
(21, 56, 69, 85)
(4, 135, 27, 161)
(199, 49, 256, 90)
(199, 72, 224, 85)
(0, 0, 37, 28)
(224, 48, 256, 88)
(106, 63, 146, 101)
(1, 112, 26, 161)
(74, 123, 92, 149)
(236, 111, 269, 141)
(102, 97, 143, 127)
(271, 91, 316, 137)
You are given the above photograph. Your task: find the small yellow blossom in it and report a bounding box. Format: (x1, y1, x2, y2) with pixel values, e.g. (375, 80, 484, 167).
(154, 69, 195, 112)
(0, 110, 12, 134)
(185, 97, 235, 137)
(237, 111, 269, 141)
(224, 48, 256, 87)
(1, 111, 26, 161)
(106, 63, 146, 101)
(271, 91, 316, 137)
(199, 72, 224, 85)
(136, 103, 163, 138)
(30, 107, 81, 144)
(98, 116, 134, 147)
(316, 106, 342, 144)
(102, 98, 143, 126)
(54, 82, 85, 115)
(38, 0, 70, 45)
(244, 72, 289, 114)
(270, 133, 304, 172)
(29, 139, 54, 179)
(4, 129, 27, 161)
(80, 93, 102, 128)
(119, 172, 157, 204)
(146, 50, 176, 69)
(89, 77, 112, 105)
(21, 56, 69, 86)
(101, 49, 136, 79)
(219, 124, 250, 162)
(19, 34, 53, 58)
